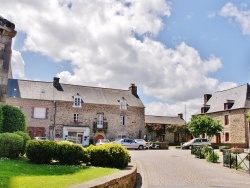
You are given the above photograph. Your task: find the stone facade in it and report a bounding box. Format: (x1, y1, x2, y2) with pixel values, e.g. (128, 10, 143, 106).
(208, 109, 249, 148)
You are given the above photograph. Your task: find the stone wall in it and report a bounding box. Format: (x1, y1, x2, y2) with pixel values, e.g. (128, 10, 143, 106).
(6, 98, 145, 141)
(208, 109, 249, 147)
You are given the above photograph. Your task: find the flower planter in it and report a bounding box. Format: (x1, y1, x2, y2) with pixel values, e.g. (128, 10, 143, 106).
(230, 148, 244, 154)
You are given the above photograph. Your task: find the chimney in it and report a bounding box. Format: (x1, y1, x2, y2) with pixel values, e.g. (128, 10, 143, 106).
(178, 113, 183, 119)
(129, 83, 138, 97)
(204, 94, 212, 104)
(53, 77, 60, 87)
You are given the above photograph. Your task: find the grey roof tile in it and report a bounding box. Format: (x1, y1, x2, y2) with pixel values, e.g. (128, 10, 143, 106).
(7, 79, 144, 107)
(145, 115, 186, 125)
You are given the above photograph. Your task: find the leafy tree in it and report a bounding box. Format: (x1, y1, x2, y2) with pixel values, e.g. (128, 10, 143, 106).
(2, 105, 26, 133)
(247, 110, 250, 123)
(187, 115, 223, 139)
(0, 105, 3, 133)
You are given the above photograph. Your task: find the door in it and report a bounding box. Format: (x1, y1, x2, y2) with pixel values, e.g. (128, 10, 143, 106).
(95, 135, 104, 144)
(76, 133, 83, 144)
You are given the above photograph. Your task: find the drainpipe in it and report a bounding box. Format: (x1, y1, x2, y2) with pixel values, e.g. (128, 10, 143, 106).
(53, 101, 57, 140)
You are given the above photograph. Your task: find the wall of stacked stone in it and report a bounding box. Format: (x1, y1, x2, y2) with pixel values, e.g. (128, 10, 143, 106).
(208, 109, 249, 147)
(6, 98, 145, 140)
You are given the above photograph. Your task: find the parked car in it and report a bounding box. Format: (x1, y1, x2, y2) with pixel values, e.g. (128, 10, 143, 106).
(182, 138, 211, 149)
(96, 139, 110, 146)
(114, 138, 146, 150)
(34, 137, 47, 141)
(134, 139, 150, 149)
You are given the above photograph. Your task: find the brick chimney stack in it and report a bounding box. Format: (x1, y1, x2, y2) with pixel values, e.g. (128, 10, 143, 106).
(53, 77, 60, 87)
(204, 94, 212, 104)
(129, 83, 138, 97)
(178, 113, 183, 119)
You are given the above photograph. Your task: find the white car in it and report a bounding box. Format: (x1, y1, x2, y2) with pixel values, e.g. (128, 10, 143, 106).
(96, 139, 110, 146)
(114, 138, 146, 150)
(182, 138, 211, 149)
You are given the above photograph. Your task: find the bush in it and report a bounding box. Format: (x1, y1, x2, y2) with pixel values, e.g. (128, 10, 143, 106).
(55, 141, 85, 165)
(13, 131, 31, 155)
(0, 133, 23, 158)
(89, 143, 131, 168)
(206, 151, 219, 163)
(223, 152, 237, 168)
(26, 140, 57, 164)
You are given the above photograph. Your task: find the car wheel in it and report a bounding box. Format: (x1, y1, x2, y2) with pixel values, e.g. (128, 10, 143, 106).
(138, 145, 143, 150)
(189, 145, 193, 149)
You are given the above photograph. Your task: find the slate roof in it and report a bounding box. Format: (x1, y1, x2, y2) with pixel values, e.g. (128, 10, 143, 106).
(204, 83, 250, 113)
(145, 115, 186, 125)
(6, 79, 144, 107)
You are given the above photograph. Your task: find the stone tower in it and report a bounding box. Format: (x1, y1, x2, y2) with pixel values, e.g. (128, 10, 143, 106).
(0, 16, 16, 103)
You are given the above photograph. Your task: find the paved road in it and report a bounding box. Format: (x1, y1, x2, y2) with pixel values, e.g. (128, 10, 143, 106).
(129, 149, 250, 188)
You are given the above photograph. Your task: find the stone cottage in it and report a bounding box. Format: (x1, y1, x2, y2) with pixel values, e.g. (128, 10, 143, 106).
(199, 84, 250, 148)
(145, 114, 186, 145)
(5, 78, 145, 146)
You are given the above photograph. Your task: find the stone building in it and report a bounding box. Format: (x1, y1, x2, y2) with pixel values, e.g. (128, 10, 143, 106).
(5, 78, 145, 146)
(145, 114, 186, 145)
(199, 84, 250, 148)
(0, 15, 16, 103)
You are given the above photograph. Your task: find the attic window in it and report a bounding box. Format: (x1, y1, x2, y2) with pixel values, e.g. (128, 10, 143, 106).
(224, 100, 234, 110)
(118, 97, 127, 110)
(201, 105, 210, 114)
(73, 96, 82, 107)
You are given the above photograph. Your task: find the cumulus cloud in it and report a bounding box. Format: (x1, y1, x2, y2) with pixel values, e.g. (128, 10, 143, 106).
(0, 0, 237, 119)
(11, 50, 25, 79)
(220, 3, 250, 35)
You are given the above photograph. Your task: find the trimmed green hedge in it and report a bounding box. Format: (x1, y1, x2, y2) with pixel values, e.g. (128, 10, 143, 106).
(89, 143, 131, 168)
(0, 133, 24, 158)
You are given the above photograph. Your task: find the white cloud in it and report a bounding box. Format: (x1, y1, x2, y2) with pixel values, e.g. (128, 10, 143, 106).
(11, 50, 25, 79)
(220, 3, 250, 35)
(0, 0, 238, 120)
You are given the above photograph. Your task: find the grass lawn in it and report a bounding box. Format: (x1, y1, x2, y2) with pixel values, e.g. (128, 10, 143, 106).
(0, 157, 120, 188)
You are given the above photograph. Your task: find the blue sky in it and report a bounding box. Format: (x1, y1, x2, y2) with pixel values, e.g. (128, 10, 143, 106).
(0, 0, 250, 120)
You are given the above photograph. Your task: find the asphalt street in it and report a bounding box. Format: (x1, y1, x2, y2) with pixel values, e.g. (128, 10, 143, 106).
(129, 148, 250, 188)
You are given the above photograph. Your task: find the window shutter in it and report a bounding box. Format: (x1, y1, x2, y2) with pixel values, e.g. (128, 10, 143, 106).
(46, 108, 49, 119)
(31, 107, 34, 118)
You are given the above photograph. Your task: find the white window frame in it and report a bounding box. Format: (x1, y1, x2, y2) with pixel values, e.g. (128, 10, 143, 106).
(74, 113, 79, 122)
(118, 134, 127, 139)
(33, 107, 46, 119)
(120, 116, 125, 126)
(120, 98, 127, 110)
(73, 96, 81, 107)
(97, 114, 104, 128)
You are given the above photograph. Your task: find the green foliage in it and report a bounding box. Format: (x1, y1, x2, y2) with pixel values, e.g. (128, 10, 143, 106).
(26, 140, 57, 164)
(89, 143, 131, 168)
(55, 141, 85, 165)
(0, 133, 24, 158)
(223, 153, 237, 168)
(0, 105, 3, 133)
(206, 151, 219, 163)
(2, 105, 26, 133)
(187, 115, 223, 139)
(14, 131, 31, 155)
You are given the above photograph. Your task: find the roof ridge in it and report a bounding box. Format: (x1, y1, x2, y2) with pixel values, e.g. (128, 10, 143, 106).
(215, 83, 248, 93)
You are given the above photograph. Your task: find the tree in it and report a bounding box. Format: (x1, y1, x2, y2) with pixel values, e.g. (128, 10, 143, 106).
(2, 105, 26, 133)
(187, 115, 223, 139)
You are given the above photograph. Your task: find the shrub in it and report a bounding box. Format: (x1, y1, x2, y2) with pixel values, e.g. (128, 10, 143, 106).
(26, 140, 57, 164)
(0, 133, 23, 158)
(89, 143, 131, 168)
(201, 145, 213, 156)
(206, 151, 219, 163)
(55, 141, 85, 165)
(13, 131, 31, 156)
(223, 153, 237, 168)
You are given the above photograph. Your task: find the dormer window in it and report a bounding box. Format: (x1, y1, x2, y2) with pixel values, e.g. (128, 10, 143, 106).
(201, 105, 210, 114)
(224, 100, 234, 110)
(119, 97, 127, 110)
(73, 95, 82, 107)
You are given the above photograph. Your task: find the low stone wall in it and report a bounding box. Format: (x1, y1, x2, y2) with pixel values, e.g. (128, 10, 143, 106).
(70, 162, 137, 188)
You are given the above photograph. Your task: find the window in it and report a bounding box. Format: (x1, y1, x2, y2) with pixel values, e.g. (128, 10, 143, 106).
(33, 107, 47, 119)
(224, 115, 229, 125)
(225, 132, 229, 142)
(118, 134, 126, 139)
(119, 97, 127, 110)
(73, 96, 81, 107)
(74, 113, 79, 122)
(120, 116, 125, 126)
(97, 114, 104, 128)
